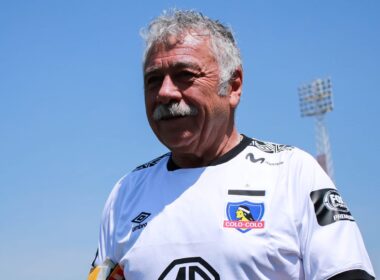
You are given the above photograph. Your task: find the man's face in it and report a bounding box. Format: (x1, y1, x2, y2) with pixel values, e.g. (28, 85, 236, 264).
(144, 34, 236, 156)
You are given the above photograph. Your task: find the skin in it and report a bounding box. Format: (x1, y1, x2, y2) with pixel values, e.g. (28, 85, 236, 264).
(144, 33, 243, 168)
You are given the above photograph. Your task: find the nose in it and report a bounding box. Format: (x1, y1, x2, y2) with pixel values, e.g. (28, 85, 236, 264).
(157, 75, 181, 104)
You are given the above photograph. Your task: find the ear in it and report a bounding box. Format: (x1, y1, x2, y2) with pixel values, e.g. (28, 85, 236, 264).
(228, 67, 243, 109)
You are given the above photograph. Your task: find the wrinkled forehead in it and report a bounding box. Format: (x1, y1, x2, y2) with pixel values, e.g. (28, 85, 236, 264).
(144, 31, 213, 68)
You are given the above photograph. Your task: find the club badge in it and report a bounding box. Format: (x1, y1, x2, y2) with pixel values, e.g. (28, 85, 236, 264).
(223, 201, 265, 233)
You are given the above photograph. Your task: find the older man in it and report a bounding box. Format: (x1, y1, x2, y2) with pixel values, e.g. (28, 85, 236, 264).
(88, 10, 375, 280)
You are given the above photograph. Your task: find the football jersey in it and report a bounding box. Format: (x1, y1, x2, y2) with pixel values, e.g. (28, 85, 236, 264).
(92, 135, 375, 280)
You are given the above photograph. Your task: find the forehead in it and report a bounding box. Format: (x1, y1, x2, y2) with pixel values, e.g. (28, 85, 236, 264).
(144, 34, 216, 71)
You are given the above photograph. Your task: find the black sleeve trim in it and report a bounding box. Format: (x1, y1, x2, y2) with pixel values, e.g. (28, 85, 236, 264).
(328, 269, 375, 280)
(91, 249, 98, 267)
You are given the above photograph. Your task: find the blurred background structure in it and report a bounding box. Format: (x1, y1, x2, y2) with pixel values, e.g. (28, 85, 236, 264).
(299, 77, 334, 179)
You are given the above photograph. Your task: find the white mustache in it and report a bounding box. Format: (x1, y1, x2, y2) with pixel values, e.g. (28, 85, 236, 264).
(153, 102, 198, 121)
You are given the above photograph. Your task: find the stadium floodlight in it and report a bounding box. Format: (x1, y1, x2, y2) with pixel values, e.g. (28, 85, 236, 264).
(298, 77, 334, 180)
(298, 78, 333, 117)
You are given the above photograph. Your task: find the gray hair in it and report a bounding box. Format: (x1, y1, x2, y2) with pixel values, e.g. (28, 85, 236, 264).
(141, 9, 242, 96)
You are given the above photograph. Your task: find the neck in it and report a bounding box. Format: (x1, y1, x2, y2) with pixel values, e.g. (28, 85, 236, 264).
(171, 128, 241, 168)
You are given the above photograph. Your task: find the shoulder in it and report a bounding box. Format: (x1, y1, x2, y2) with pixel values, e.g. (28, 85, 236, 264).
(106, 153, 171, 201)
(245, 137, 297, 163)
(242, 135, 315, 166)
(115, 152, 171, 194)
(104, 152, 171, 211)
(248, 137, 294, 154)
(132, 152, 171, 172)
(245, 136, 322, 177)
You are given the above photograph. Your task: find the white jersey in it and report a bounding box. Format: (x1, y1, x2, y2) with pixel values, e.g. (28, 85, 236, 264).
(93, 135, 375, 280)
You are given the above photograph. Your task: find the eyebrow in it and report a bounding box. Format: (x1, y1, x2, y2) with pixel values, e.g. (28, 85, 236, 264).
(144, 61, 202, 77)
(172, 61, 201, 71)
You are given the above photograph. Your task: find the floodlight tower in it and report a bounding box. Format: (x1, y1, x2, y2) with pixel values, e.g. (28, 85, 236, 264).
(298, 78, 334, 180)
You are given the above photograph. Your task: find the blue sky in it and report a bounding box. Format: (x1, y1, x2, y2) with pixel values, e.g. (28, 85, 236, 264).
(0, 1, 379, 279)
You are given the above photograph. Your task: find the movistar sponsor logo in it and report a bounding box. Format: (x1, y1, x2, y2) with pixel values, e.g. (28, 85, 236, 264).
(245, 153, 284, 166)
(245, 153, 265, 163)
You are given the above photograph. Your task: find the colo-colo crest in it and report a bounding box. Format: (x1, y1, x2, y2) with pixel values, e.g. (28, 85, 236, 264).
(224, 201, 265, 233)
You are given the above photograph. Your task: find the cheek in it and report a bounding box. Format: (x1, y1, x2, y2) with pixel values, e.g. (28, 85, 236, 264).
(144, 97, 155, 125)
(144, 93, 155, 113)
(195, 76, 220, 93)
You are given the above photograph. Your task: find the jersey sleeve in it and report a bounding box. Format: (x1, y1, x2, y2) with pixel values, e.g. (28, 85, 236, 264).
(91, 176, 127, 267)
(293, 150, 375, 280)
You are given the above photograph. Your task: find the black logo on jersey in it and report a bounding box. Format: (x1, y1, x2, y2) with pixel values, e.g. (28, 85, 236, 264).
(131, 212, 151, 232)
(245, 153, 265, 164)
(245, 153, 284, 166)
(159, 257, 219, 280)
(310, 188, 355, 226)
(250, 139, 293, 153)
(132, 212, 150, 223)
(133, 153, 170, 171)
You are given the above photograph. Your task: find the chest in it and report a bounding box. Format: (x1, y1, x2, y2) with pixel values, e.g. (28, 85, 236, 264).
(113, 166, 303, 279)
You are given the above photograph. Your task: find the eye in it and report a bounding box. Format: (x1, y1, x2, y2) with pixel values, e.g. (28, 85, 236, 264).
(145, 74, 164, 89)
(174, 71, 197, 82)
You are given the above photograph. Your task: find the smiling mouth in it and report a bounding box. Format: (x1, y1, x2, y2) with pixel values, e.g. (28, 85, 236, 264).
(160, 114, 190, 121)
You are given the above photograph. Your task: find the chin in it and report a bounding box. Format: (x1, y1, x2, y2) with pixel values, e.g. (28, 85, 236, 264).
(159, 132, 196, 152)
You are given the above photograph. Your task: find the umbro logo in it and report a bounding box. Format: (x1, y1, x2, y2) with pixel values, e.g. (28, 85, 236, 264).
(132, 212, 151, 223)
(131, 212, 151, 232)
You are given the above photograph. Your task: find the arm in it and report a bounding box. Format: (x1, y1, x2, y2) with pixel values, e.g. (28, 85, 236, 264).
(293, 150, 375, 279)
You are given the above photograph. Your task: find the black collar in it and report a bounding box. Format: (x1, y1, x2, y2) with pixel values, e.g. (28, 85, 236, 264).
(167, 134, 252, 171)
